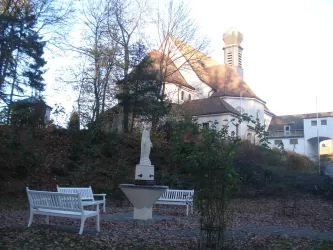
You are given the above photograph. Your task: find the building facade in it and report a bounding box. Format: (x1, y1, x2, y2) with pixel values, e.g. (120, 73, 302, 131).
(267, 113, 333, 160)
(151, 28, 333, 160)
(151, 28, 274, 142)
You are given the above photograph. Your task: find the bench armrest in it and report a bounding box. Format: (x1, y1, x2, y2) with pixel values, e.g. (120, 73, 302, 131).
(93, 194, 106, 197)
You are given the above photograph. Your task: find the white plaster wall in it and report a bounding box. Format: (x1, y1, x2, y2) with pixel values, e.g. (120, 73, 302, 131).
(222, 97, 265, 124)
(304, 117, 333, 140)
(268, 137, 306, 155)
(264, 112, 273, 131)
(222, 96, 266, 140)
(195, 113, 237, 135)
(45, 108, 51, 121)
(164, 83, 194, 104)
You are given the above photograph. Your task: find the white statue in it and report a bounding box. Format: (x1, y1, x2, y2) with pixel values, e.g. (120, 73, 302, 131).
(140, 124, 153, 165)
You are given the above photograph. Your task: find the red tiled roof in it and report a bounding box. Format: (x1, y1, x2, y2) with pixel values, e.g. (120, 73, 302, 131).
(171, 36, 263, 101)
(180, 97, 239, 116)
(147, 50, 194, 90)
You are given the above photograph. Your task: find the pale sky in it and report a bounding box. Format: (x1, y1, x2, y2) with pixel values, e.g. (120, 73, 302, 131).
(44, 0, 333, 120)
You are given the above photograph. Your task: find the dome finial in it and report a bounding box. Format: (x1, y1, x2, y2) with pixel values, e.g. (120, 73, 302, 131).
(223, 27, 243, 45)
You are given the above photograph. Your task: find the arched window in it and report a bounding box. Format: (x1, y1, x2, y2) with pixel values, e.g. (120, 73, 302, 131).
(256, 110, 260, 120)
(247, 133, 252, 142)
(188, 94, 191, 100)
(181, 91, 184, 100)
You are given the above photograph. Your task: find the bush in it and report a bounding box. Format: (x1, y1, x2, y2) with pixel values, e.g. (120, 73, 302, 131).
(286, 151, 313, 169)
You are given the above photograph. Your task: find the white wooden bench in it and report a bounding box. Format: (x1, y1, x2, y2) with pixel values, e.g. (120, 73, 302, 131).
(155, 189, 194, 216)
(56, 185, 107, 212)
(26, 187, 100, 234)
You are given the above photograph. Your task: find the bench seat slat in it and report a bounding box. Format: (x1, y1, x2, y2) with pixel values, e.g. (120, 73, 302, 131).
(36, 208, 97, 216)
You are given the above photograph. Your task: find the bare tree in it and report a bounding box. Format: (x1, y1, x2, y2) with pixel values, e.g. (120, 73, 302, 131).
(106, 0, 149, 132)
(61, 0, 118, 127)
(155, 0, 210, 98)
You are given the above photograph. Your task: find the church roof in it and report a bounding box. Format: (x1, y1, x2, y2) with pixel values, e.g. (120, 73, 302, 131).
(16, 97, 52, 109)
(170, 36, 264, 102)
(180, 97, 240, 116)
(268, 112, 333, 131)
(147, 50, 194, 90)
(268, 114, 304, 131)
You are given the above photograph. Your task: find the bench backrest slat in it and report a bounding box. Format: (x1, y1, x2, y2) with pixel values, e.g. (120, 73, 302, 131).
(27, 188, 83, 212)
(57, 186, 94, 201)
(159, 189, 194, 201)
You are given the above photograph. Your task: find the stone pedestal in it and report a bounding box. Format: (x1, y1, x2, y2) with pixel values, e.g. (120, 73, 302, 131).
(119, 184, 168, 220)
(134, 207, 152, 220)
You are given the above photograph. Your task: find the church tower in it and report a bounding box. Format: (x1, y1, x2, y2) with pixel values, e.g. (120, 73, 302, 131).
(223, 27, 243, 78)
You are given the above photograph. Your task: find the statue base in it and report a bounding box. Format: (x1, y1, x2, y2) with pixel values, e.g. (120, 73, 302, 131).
(134, 179, 155, 186)
(135, 164, 154, 182)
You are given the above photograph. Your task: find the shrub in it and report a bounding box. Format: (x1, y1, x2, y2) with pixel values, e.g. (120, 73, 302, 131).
(286, 151, 313, 169)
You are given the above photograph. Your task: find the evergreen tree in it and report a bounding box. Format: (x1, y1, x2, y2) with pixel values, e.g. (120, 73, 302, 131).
(0, 0, 46, 110)
(68, 111, 80, 131)
(116, 42, 169, 132)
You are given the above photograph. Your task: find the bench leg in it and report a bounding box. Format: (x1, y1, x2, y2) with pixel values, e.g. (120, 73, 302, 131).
(103, 199, 106, 213)
(79, 217, 86, 235)
(186, 205, 189, 216)
(28, 210, 34, 227)
(46, 215, 49, 224)
(96, 212, 100, 232)
(191, 204, 193, 214)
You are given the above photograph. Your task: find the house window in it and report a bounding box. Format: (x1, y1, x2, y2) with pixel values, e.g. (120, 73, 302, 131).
(235, 124, 239, 137)
(274, 139, 282, 145)
(181, 91, 184, 100)
(284, 125, 291, 136)
(256, 110, 260, 120)
(202, 122, 209, 129)
(290, 139, 298, 145)
(188, 94, 191, 100)
(321, 119, 327, 125)
(311, 120, 317, 126)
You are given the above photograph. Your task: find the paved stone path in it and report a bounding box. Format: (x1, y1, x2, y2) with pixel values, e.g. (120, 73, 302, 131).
(35, 213, 333, 241)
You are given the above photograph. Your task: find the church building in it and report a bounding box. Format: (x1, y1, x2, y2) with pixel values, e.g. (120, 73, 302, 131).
(150, 27, 333, 161)
(109, 27, 333, 161)
(151, 27, 274, 143)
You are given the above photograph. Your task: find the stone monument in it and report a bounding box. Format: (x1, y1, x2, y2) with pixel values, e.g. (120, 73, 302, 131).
(135, 124, 155, 185)
(119, 124, 168, 220)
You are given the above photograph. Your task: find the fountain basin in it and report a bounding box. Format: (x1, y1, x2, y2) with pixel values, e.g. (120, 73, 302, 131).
(119, 184, 168, 220)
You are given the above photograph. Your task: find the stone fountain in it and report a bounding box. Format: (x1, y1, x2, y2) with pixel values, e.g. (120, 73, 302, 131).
(119, 124, 168, 220)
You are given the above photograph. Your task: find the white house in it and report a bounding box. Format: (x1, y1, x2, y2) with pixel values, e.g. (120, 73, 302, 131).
(267, 112, 333, 160)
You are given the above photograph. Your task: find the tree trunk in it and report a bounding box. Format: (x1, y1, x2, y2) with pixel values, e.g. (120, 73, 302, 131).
(122, 43, 130, 133)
